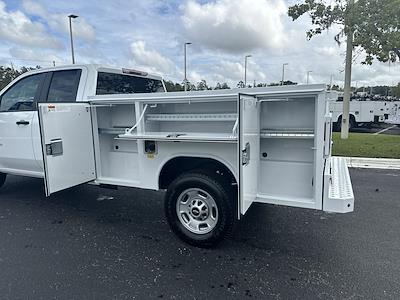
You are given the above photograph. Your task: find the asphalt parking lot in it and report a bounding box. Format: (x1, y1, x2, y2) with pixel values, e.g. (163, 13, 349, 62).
(0, 168, 399, 299)
(346, 123, 400, 135)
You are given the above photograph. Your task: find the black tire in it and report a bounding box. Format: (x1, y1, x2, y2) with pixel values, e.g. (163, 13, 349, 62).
(0, 172, 6, 188)
(165, 170, 235, 248)
(334, 116, 342, 132)
(349, 116, 357, 131)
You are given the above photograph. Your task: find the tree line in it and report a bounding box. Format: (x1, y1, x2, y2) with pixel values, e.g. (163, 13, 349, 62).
(164, 79, 299, 91)
(0, 65, 40, 90)
(0, 65, 398, 98)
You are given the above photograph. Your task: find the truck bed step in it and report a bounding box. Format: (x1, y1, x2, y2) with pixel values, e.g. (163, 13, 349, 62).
(324, 157, 354, 213)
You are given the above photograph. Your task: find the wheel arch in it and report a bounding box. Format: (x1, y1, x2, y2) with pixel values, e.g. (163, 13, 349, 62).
(336, 113, 356, 123)
(158, 155, 237, 190)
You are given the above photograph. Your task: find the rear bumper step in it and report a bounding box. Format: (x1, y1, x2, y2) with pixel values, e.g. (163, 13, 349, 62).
(323, 157, 354, 213)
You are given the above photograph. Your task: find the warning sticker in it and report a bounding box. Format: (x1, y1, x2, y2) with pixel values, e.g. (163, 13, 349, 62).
(47, 105, 71, 113)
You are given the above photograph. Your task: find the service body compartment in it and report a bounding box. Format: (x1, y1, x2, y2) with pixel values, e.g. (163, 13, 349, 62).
(39, 85, 354, 215)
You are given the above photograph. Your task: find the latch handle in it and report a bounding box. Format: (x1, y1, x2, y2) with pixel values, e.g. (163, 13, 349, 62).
(242, 142, 250, 166)
(46, 139, 63, 156)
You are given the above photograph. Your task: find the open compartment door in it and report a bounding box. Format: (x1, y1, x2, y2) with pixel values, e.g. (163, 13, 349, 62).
(38, 103, 96, 196)
(238, 94, 260, 214)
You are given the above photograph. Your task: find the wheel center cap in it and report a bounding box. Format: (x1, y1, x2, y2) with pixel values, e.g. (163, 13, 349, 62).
(191, 208, 200, 216)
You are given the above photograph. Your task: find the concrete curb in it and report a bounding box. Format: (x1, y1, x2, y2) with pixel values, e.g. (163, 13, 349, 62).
(342, 156, 400, 170)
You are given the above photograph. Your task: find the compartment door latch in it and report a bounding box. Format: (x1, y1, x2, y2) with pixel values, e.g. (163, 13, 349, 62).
(242, 142, 250, 166)
(46, 139, 63, 156)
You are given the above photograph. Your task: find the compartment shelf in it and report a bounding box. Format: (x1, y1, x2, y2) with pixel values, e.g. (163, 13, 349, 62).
(146, 113, 237, 122)
(260, 128, 314, 139)
(98, 127, 126, 135)
(117, 131, 237, 143)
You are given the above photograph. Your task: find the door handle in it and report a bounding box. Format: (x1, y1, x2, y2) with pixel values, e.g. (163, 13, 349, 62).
(16, 120, 30, 125)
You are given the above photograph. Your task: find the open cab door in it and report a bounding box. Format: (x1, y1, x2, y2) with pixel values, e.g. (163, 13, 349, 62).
(238, 94, 260, 215)
(38, 103, 96, 196)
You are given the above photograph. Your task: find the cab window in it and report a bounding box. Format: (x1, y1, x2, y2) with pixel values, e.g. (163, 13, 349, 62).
(46, 69, 82, 102)
(0, 73, 44, 112)
(96, 72, 165, 95)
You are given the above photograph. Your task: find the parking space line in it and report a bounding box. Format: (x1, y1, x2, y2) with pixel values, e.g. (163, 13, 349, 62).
(373, 125, 397, 135)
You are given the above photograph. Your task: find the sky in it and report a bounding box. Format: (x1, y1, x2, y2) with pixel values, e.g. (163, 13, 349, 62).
(0, 0, 398, 87)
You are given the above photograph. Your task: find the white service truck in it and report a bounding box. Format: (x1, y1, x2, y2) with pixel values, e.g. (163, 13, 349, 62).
(0, 64, 354, 247)
(386, 102, 400, 125)
(330, 99, 395, 131)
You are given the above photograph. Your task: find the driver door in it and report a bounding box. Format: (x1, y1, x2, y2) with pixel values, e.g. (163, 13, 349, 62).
(0, 73, 45, 175)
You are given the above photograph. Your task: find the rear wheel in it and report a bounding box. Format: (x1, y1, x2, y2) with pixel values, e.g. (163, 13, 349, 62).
(334, 115, 357, 132)
(334, 116, 342, 132)
(0, 173, 6, 188)
(349, 116, 357, 131)
(165, 170, 235, 248)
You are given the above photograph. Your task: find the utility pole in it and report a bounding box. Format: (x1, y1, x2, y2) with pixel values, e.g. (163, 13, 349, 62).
(244, 54, 252, 87)
(184, 42, 192, 91)
(281, 63, 288, 85)
(68, 14, 78, 64)
(306, 71, 312, 84)
(341, 0, 354, 139)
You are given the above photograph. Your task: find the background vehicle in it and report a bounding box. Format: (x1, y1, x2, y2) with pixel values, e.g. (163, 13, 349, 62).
(330, 97, 396, 131)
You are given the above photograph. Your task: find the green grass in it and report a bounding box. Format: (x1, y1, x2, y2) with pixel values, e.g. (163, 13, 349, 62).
(332, 133, 400, 159)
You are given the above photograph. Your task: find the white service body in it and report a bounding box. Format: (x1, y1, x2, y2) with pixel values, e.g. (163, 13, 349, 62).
(37, 85, 354, 215)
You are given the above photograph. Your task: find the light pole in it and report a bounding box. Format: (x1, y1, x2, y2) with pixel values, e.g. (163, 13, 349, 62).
(244, 55, 252, 87)
(184, 42, 192, 91)
(68, 14, 78, 64)
(306, 71, 312, 84)
(341, 0, 355, 139)
(281, 63, 288, 85)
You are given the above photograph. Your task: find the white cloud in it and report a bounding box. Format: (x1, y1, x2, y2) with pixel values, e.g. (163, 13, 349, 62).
(129, 41, 175, 75)
(9, 47, 65, 66)
(0, 1, 61, 49)
(315, 46, 339, 57)
(181, 0, 288, 52)
(0, 0, 395, 88)
(352, 62, 400, 86)
(211, 60, 267, 85)
(22, 0, 95, 41)
(188, 70, 203, 83)
(20, 0, 46, 16)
